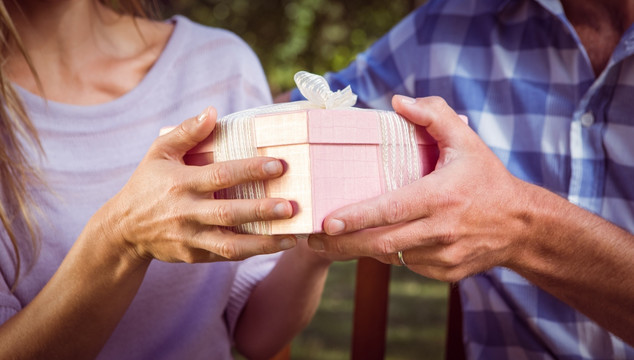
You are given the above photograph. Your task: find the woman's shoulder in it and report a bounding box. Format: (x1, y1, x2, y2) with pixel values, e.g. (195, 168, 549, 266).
(143, 15, 271, 114)
(168, 15, 256, 57)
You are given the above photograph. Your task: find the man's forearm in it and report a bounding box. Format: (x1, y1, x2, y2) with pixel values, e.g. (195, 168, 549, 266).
(510, 182, 634, 345)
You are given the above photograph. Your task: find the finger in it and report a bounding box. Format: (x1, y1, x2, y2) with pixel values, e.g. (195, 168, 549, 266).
(403, 251, 496, 282)
(194, 198, 293, 226)
(192, 227, 297, 261)
(342, 242, 473, 282)
(152, 106, 218, 160)
(404, 240, 509, 270)
(391, 95, 472, 149)
(188, 157, 285, 193)
(404, 263, 467, 283)
(322, 170, 454, 235)
(389, 243, 475, 269)
(306, 234, 360, 262)
(309, 219, 441, 257)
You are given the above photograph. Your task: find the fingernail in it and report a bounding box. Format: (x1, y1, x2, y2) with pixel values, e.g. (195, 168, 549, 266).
(308, 237, 325, 251)
(326, 219, 345, 235)
(398, 95, 416, 104)
(280, 237, 296, 250)
(196, 108, 208, 123)
(263, 160, 282, 175)
(273, 202, 290, 217)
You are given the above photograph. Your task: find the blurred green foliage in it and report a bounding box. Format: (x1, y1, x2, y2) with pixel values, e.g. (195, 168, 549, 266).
(162, 0, 426, 95)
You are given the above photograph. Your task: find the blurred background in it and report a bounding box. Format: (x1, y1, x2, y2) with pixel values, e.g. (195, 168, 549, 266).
(162, 0, 427, 95)
(160, 1, 447, 359)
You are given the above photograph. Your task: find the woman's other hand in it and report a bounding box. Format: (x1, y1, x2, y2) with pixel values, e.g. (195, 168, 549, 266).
(98, 107, 296, 265)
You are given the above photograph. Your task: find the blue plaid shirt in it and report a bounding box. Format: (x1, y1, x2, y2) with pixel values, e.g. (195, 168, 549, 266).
(292, 0, 634, 358)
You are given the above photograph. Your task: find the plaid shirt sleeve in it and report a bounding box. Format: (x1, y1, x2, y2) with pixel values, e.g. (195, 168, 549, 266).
(294, 0, 634, 358)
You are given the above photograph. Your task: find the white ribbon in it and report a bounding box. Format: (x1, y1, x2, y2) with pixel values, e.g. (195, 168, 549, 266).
(294, 71, 357, 109)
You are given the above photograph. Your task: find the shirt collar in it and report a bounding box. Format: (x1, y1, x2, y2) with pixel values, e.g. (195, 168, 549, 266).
(498, 0, 634, 65)
(531, 0, 565, 17)
(497, 0, 564, 20)
(503, 0, 634, 49)
(611, 25, 634, 64)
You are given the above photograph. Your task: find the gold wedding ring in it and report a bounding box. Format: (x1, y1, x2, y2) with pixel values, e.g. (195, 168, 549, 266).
(397, 251, 407, 267)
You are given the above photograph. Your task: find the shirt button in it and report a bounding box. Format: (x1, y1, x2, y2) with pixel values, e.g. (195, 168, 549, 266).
(580, 111, 595, 127)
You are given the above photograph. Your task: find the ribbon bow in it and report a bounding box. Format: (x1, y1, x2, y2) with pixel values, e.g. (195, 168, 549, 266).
(294, 71, 357, 109)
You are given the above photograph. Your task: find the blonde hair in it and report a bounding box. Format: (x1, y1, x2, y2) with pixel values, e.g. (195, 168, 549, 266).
(0, 0, 159, 291)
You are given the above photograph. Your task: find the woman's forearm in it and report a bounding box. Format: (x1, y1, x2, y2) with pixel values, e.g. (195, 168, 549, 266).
(234, 237, 332, 359)
(0, 205, 151, 359)
(0, 110, 303, 358)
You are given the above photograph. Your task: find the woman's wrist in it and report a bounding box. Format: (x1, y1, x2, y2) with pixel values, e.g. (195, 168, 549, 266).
(82, 196, 152, 270)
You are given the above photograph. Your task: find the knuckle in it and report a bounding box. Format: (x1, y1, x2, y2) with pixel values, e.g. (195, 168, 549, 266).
(217, 241, 239, 260)
(246, 159, 265, 180)
(253, 201, 268, 221)
(437, 246, 461, 267)
(165, 175, 185, 195)
(377, 235, 398, 255)
(424, 96, 453, 124)
(348, 211, 369, 230)
(427, 95, 447, 106)
(328, 237, 346, 254)
(258, 240, 278, 256)
(325, 235, 350, 255)
(441, 190, 462, 207)
(176, 123, 196, 145)
(212, 203, 237, 225)
(175, 123, 189, 137)
(171, 203, 189, 222)
(162, 206, 187, 231)
(437, 225, 459, 246)
(209, 165, 233, 189)
(426, 96, 449, 112)
(380, 198, 408, 224)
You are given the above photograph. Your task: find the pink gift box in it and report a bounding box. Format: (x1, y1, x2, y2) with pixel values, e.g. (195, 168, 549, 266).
(163, 108, 438, 234)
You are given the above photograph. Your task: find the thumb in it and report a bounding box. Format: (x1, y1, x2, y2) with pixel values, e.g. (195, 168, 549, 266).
(154, 106, 217, 160)
(392, 95, 471, 150)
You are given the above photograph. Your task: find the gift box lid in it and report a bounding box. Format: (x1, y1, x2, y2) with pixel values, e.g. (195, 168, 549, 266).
(184, 108, 436, 155)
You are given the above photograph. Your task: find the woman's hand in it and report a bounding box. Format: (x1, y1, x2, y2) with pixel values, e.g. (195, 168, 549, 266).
(99, 107, 297, 265)
(0, 107, 297, 360)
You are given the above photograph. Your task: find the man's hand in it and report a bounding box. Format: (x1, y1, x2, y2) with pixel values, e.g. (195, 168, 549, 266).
(307, 95, 533, 281)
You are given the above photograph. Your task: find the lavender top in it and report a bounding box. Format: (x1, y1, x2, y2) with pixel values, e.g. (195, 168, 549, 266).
(0, 16, 278, 359)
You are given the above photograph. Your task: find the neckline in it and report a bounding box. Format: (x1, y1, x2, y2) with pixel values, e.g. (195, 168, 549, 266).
(16, 15, 189, 119)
